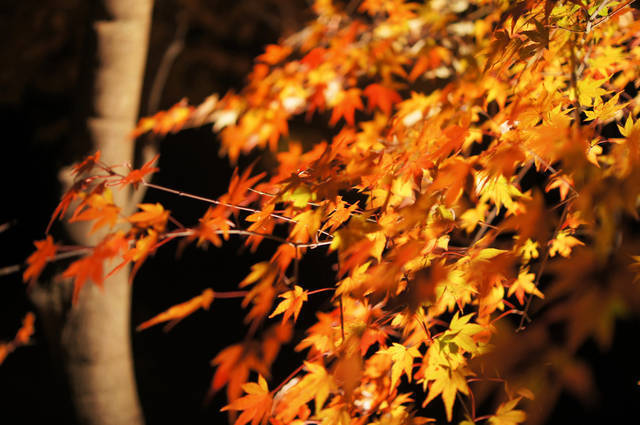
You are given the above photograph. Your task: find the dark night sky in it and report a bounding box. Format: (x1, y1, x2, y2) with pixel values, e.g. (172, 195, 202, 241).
(0, 1, 639, 424)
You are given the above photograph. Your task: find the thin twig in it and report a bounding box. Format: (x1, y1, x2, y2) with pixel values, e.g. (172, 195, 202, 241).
(143, 181, 333, 239)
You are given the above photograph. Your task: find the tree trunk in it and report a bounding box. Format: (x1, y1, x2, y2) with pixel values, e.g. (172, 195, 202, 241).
(30, 1, 154, 424)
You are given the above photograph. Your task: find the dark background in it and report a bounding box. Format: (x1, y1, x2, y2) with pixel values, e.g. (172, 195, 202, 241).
(0, 1, 638, 424)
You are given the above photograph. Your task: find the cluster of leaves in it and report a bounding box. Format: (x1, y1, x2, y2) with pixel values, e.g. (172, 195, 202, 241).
(22, 0, 640, 424)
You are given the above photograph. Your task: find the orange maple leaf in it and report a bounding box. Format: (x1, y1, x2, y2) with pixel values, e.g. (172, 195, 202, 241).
(69, 189, 121, 234)
(329, 88, 364, 126)
(23, 235, 58, 285)
(240, 262, 279, 327)
(193, 206, 234, 247)
(545, 173, 574, 201)
(46, 179, 90, 233)
(62, 232, 129, 303)
(71, 151, 102, 176)
(363, 83, 402, 116)
(137, 288, 216, 331)
(128, 203, 170, 231)
(221, 374, 273, 425)
(220, 164, 266, 208)
(269, 285, 308, 323)
(0, 312, 36, 366)
(116, 229, 160, 282)
(118, 154, 160, 189)
(14, 312, 35, 345)
(210, 344, 268, 405)
(131, 100, 194, 138)
(507, 269, 544, 305)
(300, 47, 326, 69)
(430, 157, 472, 206)
(257, 44, 292, 65)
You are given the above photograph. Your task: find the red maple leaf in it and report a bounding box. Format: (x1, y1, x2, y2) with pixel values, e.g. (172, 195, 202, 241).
(363, 83, 402, 115)
(329, 88, 364, 126)
(118, 154, 160, 189)
(23, 235, 58, 285)
(72, 151, 102, 176)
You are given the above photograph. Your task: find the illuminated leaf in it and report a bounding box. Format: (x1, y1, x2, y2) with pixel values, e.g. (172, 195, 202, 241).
(329, 88, 364, 126)
(269, 285, 308, 323)
(128, 203, 170, 231)
(508, 269, 543, 305)
(118, 154, 160, 189)
(488, 398, 526, 425)
(221, 374, 273, 425)
(137, 288, 216, 331)
(381, 343, 420, 388)
(363, 84, 402, 116)
(23, 235, 58, 285)
(549, 230, 584, 258)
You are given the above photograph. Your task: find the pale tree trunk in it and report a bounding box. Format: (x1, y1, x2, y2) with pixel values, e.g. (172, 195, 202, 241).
(30, 1, 154, 424)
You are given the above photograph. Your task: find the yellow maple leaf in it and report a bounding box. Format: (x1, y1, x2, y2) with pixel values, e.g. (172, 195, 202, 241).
(549, 230, 584, 258)
(221, 374, 273, 425)
(584, 92, 628, 122)
(420, 356, 472, 422)
(507, 269, 543, 305)
(488, 397, 526, 425)
(381, 343, 421, 388)
(269, 285, 308, 323)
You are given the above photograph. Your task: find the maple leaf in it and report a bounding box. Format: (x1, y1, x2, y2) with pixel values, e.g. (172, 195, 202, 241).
(488, 398, 526, 425)
(381, 343, 421, 389)
(131, 99, 194, 138)
(476, 173, 526, 214)
(584, 93, 628, 122)
(438, 312, 485, 358)
(430, 157, 472, 206)
(363, 84, 402, 116)
(549, 230, 584, 258)
(220, 164, 265, 208)
(193, 206, 234, 248)
(14, 312, 35, 345)
(545, 173, 574, 201)
(221, 374, 273, 425)
(257, 44, 292, 65)
(240, 262, 279, 326)
(301, 47, 327, 69)
(23, 235, 58, 285)
(211, 343, 268, 405)
(322, 197, 359, 233)
(517, 238, 540, 263)
(128, 203, 170, 232)
(137, 288, 216, 331)
(72, 150, 102, 176)
(275, 361, 336, 421)
(420, 359, 472, 422)
(114, 229, 160, 282)
(0, 312, 35, 366)
(508, 268, 543, 305)
(269, 285, 308, 323)
(117, 154, 160, 189)
(46, 179, 90, 233)
(63, 232, 129, 303)
(329, 88, 364, 126)
(69, 188, 121, 234)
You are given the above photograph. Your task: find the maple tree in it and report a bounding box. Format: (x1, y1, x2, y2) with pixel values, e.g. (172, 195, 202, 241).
(9, 0, 640, 424)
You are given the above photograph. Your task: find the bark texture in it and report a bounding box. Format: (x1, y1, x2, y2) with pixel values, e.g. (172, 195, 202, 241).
(30, 1, 154, 424)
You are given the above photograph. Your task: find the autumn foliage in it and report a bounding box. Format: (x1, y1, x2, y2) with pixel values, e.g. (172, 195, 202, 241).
(18, 0, 640, 424)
